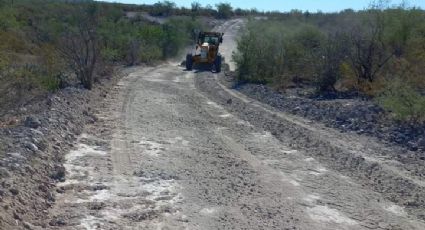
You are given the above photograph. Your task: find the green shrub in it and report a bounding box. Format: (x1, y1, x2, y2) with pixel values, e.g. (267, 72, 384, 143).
(233, 6, 425, 97)
(11, 66, 60, 92)
(233, 20, 327, 88)
(161, 17, 204, 58)
(377, 79, 425, 123)
(0, 51, 9, 72)
(139, 44, 162, 63)
(0, 6, 20, 30)
(101, 47, 120, 63)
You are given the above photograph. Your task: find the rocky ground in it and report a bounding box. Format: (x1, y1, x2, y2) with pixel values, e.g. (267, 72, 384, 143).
(235, 82, 425, 152)
(0, 67, 128, 229)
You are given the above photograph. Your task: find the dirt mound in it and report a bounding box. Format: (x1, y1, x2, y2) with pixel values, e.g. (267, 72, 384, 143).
(0, 68, 125, 229)
(236, 83, 425, 152)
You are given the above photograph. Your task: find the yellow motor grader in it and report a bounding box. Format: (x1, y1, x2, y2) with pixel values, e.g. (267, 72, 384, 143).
(186, 31, 224, 73)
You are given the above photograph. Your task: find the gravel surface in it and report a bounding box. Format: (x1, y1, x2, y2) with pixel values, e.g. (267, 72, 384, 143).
(44, 19, 425, 229)
(45, 60, 424, 229)
(195, 71, 425, 223)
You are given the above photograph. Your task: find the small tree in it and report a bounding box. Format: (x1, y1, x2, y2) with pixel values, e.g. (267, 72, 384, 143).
(152, 1, 176, 17)
(347, 2, 394, 88)
(316, 33, 349, 92)
(215, 3, 233, 19)
(191, 1, 201, 16)
(56, 4, 99, 90)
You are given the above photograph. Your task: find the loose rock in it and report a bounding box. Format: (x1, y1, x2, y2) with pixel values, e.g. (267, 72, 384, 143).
(24, 116, 42, 129)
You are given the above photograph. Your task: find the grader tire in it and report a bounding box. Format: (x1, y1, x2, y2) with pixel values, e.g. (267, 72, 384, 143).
(186, 54, 193, 70)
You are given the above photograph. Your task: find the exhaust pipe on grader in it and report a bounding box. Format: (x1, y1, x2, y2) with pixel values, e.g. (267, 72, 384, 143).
(186, 31, 224, 73)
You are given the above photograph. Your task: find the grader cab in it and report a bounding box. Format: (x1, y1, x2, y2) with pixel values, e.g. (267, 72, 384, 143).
(186, 32, 224, 73)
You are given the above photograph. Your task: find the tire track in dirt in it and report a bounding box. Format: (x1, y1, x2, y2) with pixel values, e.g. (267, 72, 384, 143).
(47, 19, 425, 230)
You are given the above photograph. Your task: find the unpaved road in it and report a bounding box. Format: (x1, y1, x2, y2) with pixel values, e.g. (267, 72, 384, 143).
(48, 19, 425, 229)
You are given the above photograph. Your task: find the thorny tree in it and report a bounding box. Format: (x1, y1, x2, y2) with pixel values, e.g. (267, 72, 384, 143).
(348, 1, 395, 86)
(57, 4, 99, 90)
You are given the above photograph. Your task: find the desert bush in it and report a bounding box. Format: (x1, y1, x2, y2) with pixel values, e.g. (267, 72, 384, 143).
(377, 79, 425, 123)
(233, 19, 278, 84)
(234, 3, 425, 101)
(0, 51, 9, 72)
(5, 64, 60, 92)
(215, 3, 233, 19)
(150, 1, 176, 17)
(100, 47, 120, 63)
(98, 14, 203, 66)
(139, 42, 162, 63)
(233, 20, 328, 89)
(0, 5, 20, 30)
(315, 33, 349, 92)
(162, 17, 204, 58)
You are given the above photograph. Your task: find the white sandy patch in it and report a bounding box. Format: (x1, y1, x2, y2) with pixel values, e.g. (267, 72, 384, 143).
(169, 136, 190, 146)
(309, 166, 328, 176)
(307, 205, 357, 225)
(206, 101, 222, 109)
(200, 207, 218, 215)
(80, 215, 104, 230)
(252, 131, 273, 139)
(383, 204, 407, 216)
(303, 194, 321, 203)
(90, 189, 113, 202)
(57, 179, 82, 187)
(289, 179, 301, 186)
(282, 149, 298, 154)
(219, 113, 232, 118)
(63, 164, 93, 179)
(66, 143, 107, 162)
(317, 167, 328, 172)
(309, 171, 322, 176)
(79, 133, 90, 139)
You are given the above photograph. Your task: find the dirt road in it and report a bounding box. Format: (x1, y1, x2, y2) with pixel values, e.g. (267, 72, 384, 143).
(48, 19, 425, 229)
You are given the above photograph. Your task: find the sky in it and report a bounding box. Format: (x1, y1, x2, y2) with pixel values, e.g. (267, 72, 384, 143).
(100, 0, 425, 12)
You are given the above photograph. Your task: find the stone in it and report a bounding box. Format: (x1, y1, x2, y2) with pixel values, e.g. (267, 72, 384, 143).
(408, 141, 418, 151)
(13, 211, 21, 220)
(50, 166, 66, 181)
(0, 168, 10, 178)
(23, 221, 37, 230)
(417, 138, 425, 149)
(32, 138, 47, 151)
(6, 152, 26, 161)
(24, 142, 39, 153)
(9, 188, 19, 195)
(49, 218, 66, 226)
(24, 116, 41, 129)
